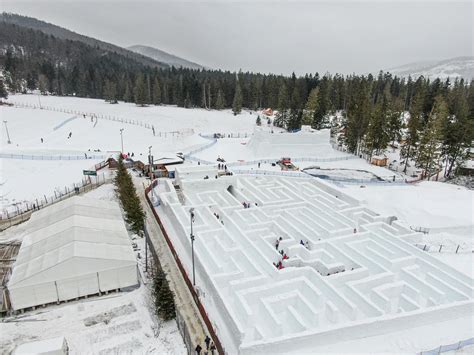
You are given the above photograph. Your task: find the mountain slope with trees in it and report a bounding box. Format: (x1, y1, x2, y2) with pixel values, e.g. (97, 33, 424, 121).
(0, 12, 167, 69)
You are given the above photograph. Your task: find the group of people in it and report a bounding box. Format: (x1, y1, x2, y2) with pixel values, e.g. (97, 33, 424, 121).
(242, 201, 258, 209)
(217, 163, 227, 171)
(273, 237, 287, 270)
(195, 335, 216, 355)
(213, 212, 224, 225)
(300, 239, 310, 250)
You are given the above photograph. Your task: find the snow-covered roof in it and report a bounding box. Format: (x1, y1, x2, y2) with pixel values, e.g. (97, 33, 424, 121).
(8, 196, 136, 290)
(154, 156, 184, 165)
(14, 336, 67, 355)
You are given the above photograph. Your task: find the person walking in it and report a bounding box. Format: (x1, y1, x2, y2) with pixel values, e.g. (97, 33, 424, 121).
(195, 344, 202, 355)
(210, 342, 216, 355)
(204, 336, 211, 350)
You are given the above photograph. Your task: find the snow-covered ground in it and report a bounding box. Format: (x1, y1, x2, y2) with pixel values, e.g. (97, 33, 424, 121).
(1, 94, 473, 353)
(0, 183, 186, 354)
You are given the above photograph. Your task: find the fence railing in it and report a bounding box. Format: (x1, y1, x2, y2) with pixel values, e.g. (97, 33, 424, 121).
(420, 337, 474, 355)
(226, 155, 359, 167)
(199, 132, 252, 139)
(0, 172, 112, 227)
(0, 152, 106, 161)
(12, 100, 196, 138)
(414, 243, 472, 254)
(230, 169, 407, 184)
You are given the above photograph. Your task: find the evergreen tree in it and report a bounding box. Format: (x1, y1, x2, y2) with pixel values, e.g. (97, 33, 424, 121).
(401, 89, 424, 173)
(442, 82, 473, 177)
(158, 279, 175, 320)
(0, 76, 8, 99)
(153, 269, 166, 315)
(215, 88, 225, 110)
(104, 80, 118, 104)
(365, 94, 390, 157)
(256, 115, 261, 126)
(416, 95, 447, 179)
(134, 73, 147, 106)
(38, 74, 48, 94)
(114, 155, 145, 234)
(232, 82, 242, 115)
(123, 79, 132, 102)
(152, 77, 161, 105)
(302, 87, 319, 126)
(345, 78, 371, 154)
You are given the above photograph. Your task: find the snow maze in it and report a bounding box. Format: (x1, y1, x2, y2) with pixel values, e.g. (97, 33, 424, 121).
(155, 171, 474, 354)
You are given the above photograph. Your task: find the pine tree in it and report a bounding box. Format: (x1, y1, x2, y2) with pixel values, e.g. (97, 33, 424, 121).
(442, 82, 473, 177)
(416, 95, 447, 179)
(123, 79, 132, 102)
(345, 78, 371, 154)
(104, 80, 118, 104)
(134, 73, 147, 106)
(157, 272, 176, 321)
(152, 77, 161, 105)
(256, 115, 261, 126)
(365, 93, 390, 157)
(215, 88, 225, 110)
(0, 76, 8, 99)
(153, 269, 166, 315)
(38, 74, 49, 94)
(232, 82, 242, 115)
(302, 87, 319, 126)
(401, 89, 424, 173)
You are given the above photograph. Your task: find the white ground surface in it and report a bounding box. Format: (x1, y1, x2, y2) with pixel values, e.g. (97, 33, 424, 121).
(0, 183, 186, 355)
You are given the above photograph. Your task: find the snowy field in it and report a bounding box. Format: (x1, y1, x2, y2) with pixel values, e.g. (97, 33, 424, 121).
(0, 183, 186, 355)
(1, 94, 473, 354)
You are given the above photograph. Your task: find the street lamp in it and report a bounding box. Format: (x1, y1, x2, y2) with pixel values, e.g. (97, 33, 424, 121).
(3, 120, 11, 144)
(148, 145, 153, 179)
(119, 128, 124, 153)
(189, 207, 196, 286)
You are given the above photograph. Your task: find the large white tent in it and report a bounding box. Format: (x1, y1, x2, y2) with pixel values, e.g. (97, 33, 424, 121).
(7, 196, 138, 311)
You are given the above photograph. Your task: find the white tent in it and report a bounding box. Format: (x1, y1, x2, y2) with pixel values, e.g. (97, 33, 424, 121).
(14, 336, 68, 355)
(8, 197, 138, 311)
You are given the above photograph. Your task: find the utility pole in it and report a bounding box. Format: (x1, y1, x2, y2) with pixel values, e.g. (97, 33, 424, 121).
(119, 128, 124, 153)
(3, 120, 11, 144)
(189, 208, 196, 286)
(148, 145, 153, 179)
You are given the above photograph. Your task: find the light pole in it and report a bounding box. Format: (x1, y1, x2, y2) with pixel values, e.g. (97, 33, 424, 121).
(189, 207, 196, 286)
(3, 120, 11, 144)
(148, 145, 153, 179)
(119, 128, 124, 153)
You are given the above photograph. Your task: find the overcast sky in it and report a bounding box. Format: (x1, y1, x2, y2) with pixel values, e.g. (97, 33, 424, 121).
(3, 0, 473, 75)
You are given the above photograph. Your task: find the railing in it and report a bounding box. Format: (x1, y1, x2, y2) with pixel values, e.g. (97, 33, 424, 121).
(0, 172, 112, 228)
(231, 169, 407, 184)
(199, 132, 252, 139)
(227, 155, 359, 167)
(0, 153, 106, 161)
(420, 337, 474, 355)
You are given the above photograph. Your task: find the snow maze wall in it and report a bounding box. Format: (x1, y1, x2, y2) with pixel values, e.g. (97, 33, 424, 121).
(155, 174, 474, 354)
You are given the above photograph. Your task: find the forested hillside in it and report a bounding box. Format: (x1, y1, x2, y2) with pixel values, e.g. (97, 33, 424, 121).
(0, 13, 166, 68)
(1, 14, 473, 179)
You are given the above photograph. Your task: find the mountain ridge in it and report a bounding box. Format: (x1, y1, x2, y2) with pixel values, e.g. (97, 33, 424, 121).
(386, 56, 474, 81)
(127, 44, 204, 70)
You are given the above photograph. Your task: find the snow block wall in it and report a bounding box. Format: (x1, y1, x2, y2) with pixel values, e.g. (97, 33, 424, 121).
(247, 128, 332, 157)
(155, 172, 474, 354)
